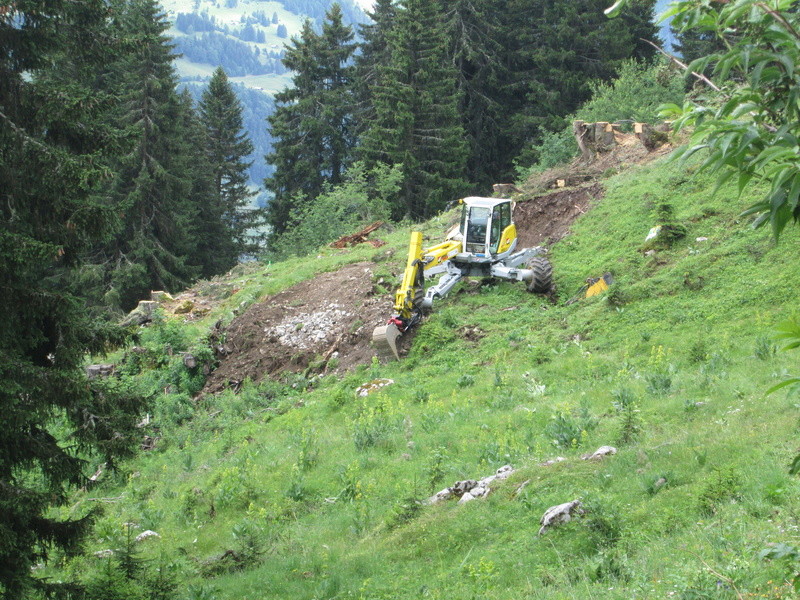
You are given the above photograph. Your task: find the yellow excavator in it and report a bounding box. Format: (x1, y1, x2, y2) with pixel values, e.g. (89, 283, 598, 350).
(373, 196, 553, 359)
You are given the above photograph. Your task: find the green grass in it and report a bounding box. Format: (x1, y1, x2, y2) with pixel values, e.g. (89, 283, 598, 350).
(50, 155, 800, 599)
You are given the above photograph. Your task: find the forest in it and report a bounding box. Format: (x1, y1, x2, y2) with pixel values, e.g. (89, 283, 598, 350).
(265, 0, 662, 244)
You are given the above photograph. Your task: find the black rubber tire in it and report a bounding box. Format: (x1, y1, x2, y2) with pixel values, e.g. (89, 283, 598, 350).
(527, 257, 553, 294)
(413, 286, 425, 309)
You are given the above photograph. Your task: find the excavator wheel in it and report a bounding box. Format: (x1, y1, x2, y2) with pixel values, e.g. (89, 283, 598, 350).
(527, 257, 553, 294)
(413, 286, 425, 310)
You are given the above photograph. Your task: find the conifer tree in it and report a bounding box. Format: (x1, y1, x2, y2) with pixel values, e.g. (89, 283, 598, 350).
(104, 0, 202, 309)
(198, 67, 257, 274)
(0, 0, 144, 595)
(354, 0, 397, 134)
(265, 4, 356, 237)
(359, 0, 468, 220)
(442, 0, 512, 185)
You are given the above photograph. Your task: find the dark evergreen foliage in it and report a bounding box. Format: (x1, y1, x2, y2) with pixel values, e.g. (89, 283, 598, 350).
(354, 0, 397, 133)
(265, 5, 357, 236)
(0, 0, 146, 594)
(101, 0, 204, 309)
(505, 0, 659, 166)
(359, 0, 469, 220)
(198, 67, 261, 272)
(442, 0, 512, 187)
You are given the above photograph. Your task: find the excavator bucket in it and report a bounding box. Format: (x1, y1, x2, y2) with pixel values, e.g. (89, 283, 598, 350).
(372, 322, 402, 361)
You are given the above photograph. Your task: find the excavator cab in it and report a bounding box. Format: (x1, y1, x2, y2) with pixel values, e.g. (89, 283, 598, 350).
(460, 197, 516, 259)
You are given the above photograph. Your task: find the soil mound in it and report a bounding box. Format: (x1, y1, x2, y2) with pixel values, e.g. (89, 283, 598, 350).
(203, 263, 387, 393)
(514, 182, 604, 248)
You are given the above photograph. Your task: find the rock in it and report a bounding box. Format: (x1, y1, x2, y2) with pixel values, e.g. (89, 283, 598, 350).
(174, 299, 194, 314)
(581, 446, 617, 461)
(495, 465, 514, 479)
(695, 236, 708, 242)
(458, 491, 476, 504)
(426, 466, 513, 505)
(150, 290, 173, 302)
(451, 479, 478, 498)
(355, 378, 394, 397)
(492, 183, 521, 196)
(135, 530, 160, 542)
(86, 364, 115, 379)
(538, 499, 584, 535)
(425, 488, 453, 505)
(181, 352, 197, 368)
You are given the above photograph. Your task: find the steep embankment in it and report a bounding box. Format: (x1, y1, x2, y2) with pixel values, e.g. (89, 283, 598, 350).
(55, 147, 800, 599)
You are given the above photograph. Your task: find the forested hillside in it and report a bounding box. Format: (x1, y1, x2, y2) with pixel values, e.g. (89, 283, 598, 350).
(6, 0, 800, 598)
(164, 0, 366, 186)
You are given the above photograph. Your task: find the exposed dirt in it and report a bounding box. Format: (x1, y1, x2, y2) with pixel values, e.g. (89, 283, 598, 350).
(514, 183, 603, 248)
(203, 263, 392, 393)
(521, 130, 673, 196)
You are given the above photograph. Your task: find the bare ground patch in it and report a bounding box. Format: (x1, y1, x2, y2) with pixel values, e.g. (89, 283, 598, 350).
(203, 262, 392, 393)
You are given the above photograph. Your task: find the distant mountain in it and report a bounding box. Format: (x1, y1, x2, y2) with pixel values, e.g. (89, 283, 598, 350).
(166, 0, 366, 189)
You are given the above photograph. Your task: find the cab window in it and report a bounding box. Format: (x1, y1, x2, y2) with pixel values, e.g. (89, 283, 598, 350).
(466, 207, 489, 245)
(500, 202, 511, 231)
(489, 209, 502, 253)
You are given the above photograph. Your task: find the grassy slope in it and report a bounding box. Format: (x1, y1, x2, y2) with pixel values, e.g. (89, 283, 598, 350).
(60, 155, 800, 599)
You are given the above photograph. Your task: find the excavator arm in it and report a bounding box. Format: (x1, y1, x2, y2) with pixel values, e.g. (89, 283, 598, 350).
(373, 232, 461, 360)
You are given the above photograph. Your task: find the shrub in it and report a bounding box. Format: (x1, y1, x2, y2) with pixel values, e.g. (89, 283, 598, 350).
(385, 496, 422, 530)
(352, 396, 401, 451)
(698, 467, 741, 515)
(616, 403, 642, 446)
(265, 162, 401, 260)
(546, 404, 597, 449)
(575, 58, 685, 125)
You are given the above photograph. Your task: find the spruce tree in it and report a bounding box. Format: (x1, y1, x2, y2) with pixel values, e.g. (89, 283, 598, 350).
(198, 67, 257, 274)
(265, 4, 356, 237)
(359, 0, 469, 220)
(0, 0, 144, 595)
(354, 0, 397, 135)
(104, 0, 202, 309)
(442, 0, 512, 186)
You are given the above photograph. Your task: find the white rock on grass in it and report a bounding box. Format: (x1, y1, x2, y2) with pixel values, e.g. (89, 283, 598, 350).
(581, 446, 617, 461)
(355, 378, 394, 397)
(426, 465, 515, 505)
(135, 530, 160, 542)
(538, 499, 584, 535)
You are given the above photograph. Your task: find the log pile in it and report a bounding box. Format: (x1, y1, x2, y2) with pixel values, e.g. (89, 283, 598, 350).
(330, 221, 385, 249)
